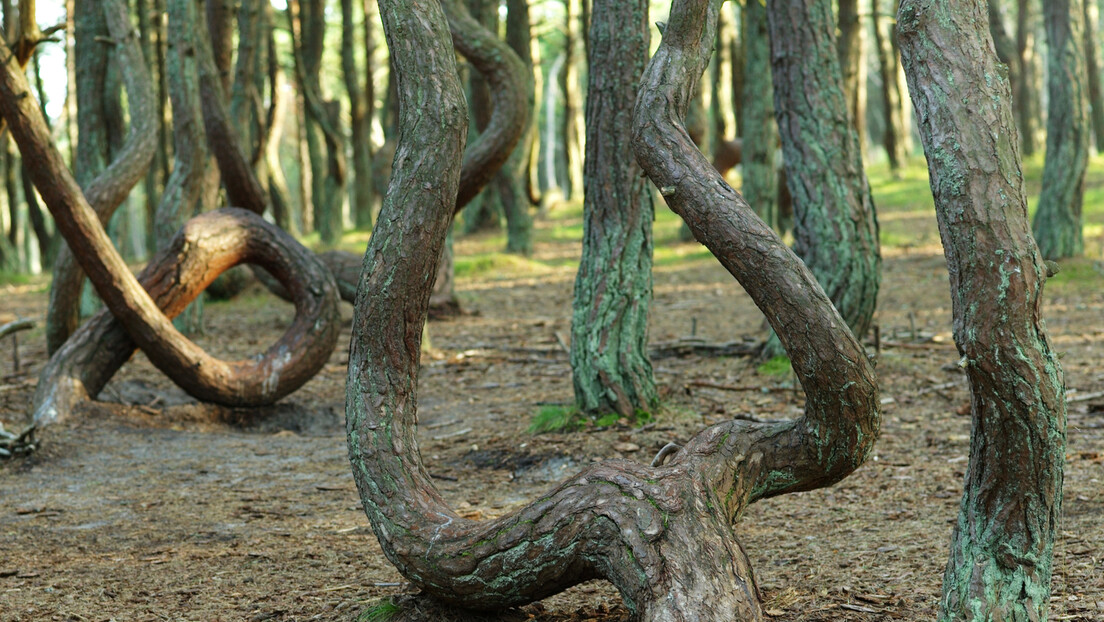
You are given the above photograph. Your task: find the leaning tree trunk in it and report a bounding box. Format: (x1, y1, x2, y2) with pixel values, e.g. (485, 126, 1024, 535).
(0, 38, 340, 425)
(765, 0, 880, 344)
(1032, 0, 1090, 259)
(897, 1, 1068, 619)
(740, 0, 776, 229)
(45, 0, 158, 354)
(569, 0, 656, 418)
(346, 0, 879, 620)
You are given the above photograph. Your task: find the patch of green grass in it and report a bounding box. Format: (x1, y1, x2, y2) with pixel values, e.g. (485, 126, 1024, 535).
(357, 598, 402, 622)
(529, 405, 586, 434)
(757, 355, 792, 377)
(593, 412, 620, 427)
(1045, 257, 1104, 294)
(0, 271, 31, 286)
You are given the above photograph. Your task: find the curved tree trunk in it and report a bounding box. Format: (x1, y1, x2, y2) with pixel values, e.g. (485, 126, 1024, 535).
(765, 0, 880, 344)
(346, 0, 879, 620)
(45, 0, 157, 354)
(0, 37, 340, 419)
(897, 1, 1068, 619)
(569, 0, 656, 418)
(1032, 0, 1090, 259)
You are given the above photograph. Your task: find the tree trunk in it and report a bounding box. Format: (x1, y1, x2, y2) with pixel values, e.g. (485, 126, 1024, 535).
(897, 2, 1068, 619)
(1016, 0, 1040, 156)
(836, 0, 866, 154)
(569, 0, 656, 418)
(0, 41, 341, 425)
(343, 0, 374, 230)
(499, 0, 535, 255)
(730, 1, 744, 135)
(461, 0, 504, 235)
(1083, 0, 1104, 152)
(874, 0, 909, 170)
(560, 0, 584, 200)
(346, 0, 879, 619)
(765, 0, 880, 344)
(740, 0, 776, 229)
(1032, 0, 1090, 259)
(45, 0, 158, 354)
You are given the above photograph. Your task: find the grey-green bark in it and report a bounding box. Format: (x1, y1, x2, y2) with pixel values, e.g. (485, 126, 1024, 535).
(569, 0, 656, 418)
(740, 0, 776, 229)
(766, 0, 880, 342)
(1032, 0, 1090, 259)
(346, 0, 879, 617)
(897, 2, 1068, 619)
(343, 0, 374, 229)
(1083, 0, 1104, 152)
(498, 0, 534, 255)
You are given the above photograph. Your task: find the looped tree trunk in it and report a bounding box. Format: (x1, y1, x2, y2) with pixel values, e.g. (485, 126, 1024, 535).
(0, 39, 340, 425)
(345, 0, 878, 619)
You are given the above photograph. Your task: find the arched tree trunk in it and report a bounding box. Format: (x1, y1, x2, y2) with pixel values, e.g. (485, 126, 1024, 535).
(898, 1, 1068, 618)
(0, 37, 340, 423)
(1032, 0, 1090, 259)
(569, 0, 656, 418)
(766, 0, 880, 344)
(346, 0, 879, 620)
(45, 0, 157, 354)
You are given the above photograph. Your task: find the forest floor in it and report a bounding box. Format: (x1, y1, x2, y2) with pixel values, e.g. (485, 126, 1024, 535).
(2, 159, 1104, 622)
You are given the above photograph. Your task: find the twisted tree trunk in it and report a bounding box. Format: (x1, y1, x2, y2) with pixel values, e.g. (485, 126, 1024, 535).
(346, 0, 879, 620)
(898, 1, 1068, 618)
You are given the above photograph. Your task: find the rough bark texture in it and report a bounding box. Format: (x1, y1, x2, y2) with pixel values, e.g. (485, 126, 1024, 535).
(569, 0, 656, 418)
(1086, 0, 1104, 153)
(1032, 0, 1090, 259)
(45, 0, 158, 355)
(897, 2, 1068, 619)
(765, 0, 881, 343)
(345, 0, 879, 619)
(0, 37, 340, 420)
(740, 0, 776, 229)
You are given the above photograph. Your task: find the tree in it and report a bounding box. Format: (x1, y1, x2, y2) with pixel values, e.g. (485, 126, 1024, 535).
(898, 1, 1068, 618)
(1086, 0, 1104, 152)
(740, 0, 776, 228)
(346, 0, 879, 620)
(765, 0, 881, 345)
(342, 0, 375, 229)
(1016, 0, 1041, 155)
(569, 0, 656, 417)
(498, 0, 535, 255)
(1032, 0, 1091, 259)
(837, 0, 867, 152)
(873, 0, 910, 170)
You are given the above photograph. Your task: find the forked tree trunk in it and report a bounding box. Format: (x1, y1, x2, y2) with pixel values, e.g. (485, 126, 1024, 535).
(740, 0, 776, 229)
(0, 39, 340, 422)
(45, 0, 157, 354)
(898, 2, 1068, 619)
(765, 0, 880, 343)
(1032, 0, 1090, 259)
(346, 0, 879, 620)
(569, 0, 656, 417)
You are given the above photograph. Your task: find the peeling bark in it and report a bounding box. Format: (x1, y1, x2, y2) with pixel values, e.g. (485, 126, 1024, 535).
(346, 0, 879, 620)
(897, 2, 1067, 619)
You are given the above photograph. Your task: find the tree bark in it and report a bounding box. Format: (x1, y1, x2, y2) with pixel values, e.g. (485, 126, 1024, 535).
(897, 2, 1067, 619)
(569, 0, 656, 418)
(559, 0, 584, 200)
(499, 0, 535, 255)
(343, 0, 374, 230)
(740, 0, 776, 229)
(460, 0, 504, 236)
(1016, 0, 1040, 156)
(874, 0, 909, 169)
(1032, 0, 1091, 259)
(45, 0, 158, 354)
(346, 0, 879, 619)
(836, 0, 867, 153)
(765, 0, 881, 343)
(1083, 0, 1104, 152)
(0, 36, 340, 419)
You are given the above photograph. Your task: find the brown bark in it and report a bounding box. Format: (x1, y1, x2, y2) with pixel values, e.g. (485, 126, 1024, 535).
(0, 36, 340, 420)
(837, 0, 867, 151)
(898, 1, 1067, 618)
(345, 0, 879, 621)
(45, 0, 158, 354)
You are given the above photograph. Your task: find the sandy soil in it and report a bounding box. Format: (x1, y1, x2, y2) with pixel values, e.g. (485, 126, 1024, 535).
(1, 232, 1102, 621)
